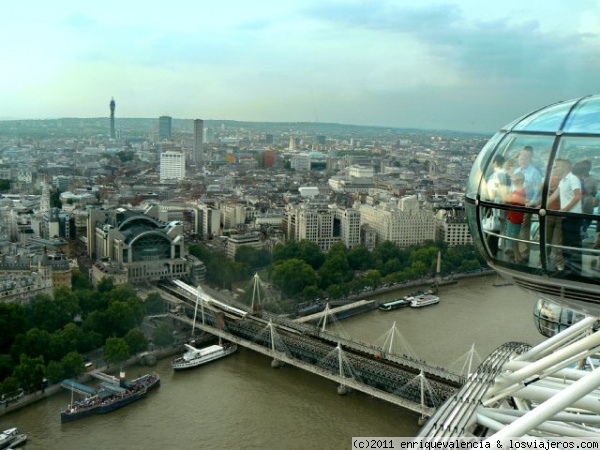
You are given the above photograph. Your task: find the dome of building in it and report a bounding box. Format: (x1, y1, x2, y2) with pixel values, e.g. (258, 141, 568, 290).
(466, 94, 600, 317)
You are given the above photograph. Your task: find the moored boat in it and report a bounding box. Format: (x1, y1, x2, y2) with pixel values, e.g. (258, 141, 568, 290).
(170, 281, 238, 371)
(409, 294, 440, 308)
(0, 428, 27, 450)
(172, 342, 237, 371)
(60, 372, 160, 423)
(402, 289, 434, 301)
(378, 298, 410, 311)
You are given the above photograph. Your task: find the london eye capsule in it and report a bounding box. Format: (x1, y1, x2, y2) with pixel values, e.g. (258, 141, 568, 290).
(532, 297, 587, 338)
(466, 94, 600, 317)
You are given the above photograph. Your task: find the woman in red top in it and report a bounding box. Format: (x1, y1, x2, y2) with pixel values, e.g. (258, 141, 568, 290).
(506, 173, 526, 263)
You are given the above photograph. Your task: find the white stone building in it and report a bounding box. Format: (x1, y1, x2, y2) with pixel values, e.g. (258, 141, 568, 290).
(160, 151, 186, 182)
(359, 196, 436, 248)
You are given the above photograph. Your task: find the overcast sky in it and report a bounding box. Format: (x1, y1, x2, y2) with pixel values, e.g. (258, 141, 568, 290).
(1, 0, 599, 133)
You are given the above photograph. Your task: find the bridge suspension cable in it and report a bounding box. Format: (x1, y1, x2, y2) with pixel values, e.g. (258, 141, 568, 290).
(376, 321, 419, 360)
(447, 343, 483, 378)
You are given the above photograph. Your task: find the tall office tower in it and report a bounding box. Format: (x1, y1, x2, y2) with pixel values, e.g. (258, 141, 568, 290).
(158, 115, 172, 140)
(109, 98, 116, 139)
(40, 182, 51, 216)
(288, 136, 297, 151)
(160, 151, 185, 182)
(193, 119, 204, 163)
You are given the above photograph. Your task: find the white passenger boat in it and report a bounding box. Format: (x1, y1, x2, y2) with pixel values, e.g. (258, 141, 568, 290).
(0, 428, 27, 450)
(170, 283, 238, 371)
(172, 342, 237, 371)
(409, 294, 440, 308)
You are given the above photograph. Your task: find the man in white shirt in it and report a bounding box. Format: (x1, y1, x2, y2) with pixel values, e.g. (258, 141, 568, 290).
(547, 158, 582, 272)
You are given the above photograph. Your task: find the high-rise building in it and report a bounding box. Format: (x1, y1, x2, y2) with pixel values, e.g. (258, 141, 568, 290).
(160, 151, 185, 182)
(109, 98, 116, 139)
(158, 115, 172, 141)
(193, 119, 204, 163)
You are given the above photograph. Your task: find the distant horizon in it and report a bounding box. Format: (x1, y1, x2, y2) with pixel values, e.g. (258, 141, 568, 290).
(0, 115, 494, 136)
(1, 1, 597, 135)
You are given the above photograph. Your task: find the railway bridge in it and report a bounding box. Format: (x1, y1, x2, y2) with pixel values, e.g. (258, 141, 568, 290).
(158, 280, 466, 420)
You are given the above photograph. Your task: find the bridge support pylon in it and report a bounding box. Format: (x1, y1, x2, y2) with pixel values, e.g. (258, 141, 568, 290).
(271, 359, 284, 369)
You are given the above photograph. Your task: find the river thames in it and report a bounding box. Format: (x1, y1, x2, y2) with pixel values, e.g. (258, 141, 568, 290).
(4, 276, 545, 450)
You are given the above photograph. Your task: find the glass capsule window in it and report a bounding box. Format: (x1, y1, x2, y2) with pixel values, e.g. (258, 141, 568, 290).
(511, 100, 577, 133)
(467, 94, 600, 285)
(562, 97, 600, 134)
(533, 298, 586, 338)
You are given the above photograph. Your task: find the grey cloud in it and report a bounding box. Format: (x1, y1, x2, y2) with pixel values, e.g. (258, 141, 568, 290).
(306, 2, 462, 33)
(307, 2, 599, 87)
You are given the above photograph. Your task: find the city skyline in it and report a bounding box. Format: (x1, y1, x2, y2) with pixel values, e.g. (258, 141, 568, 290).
(1, 0, 599, 133)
